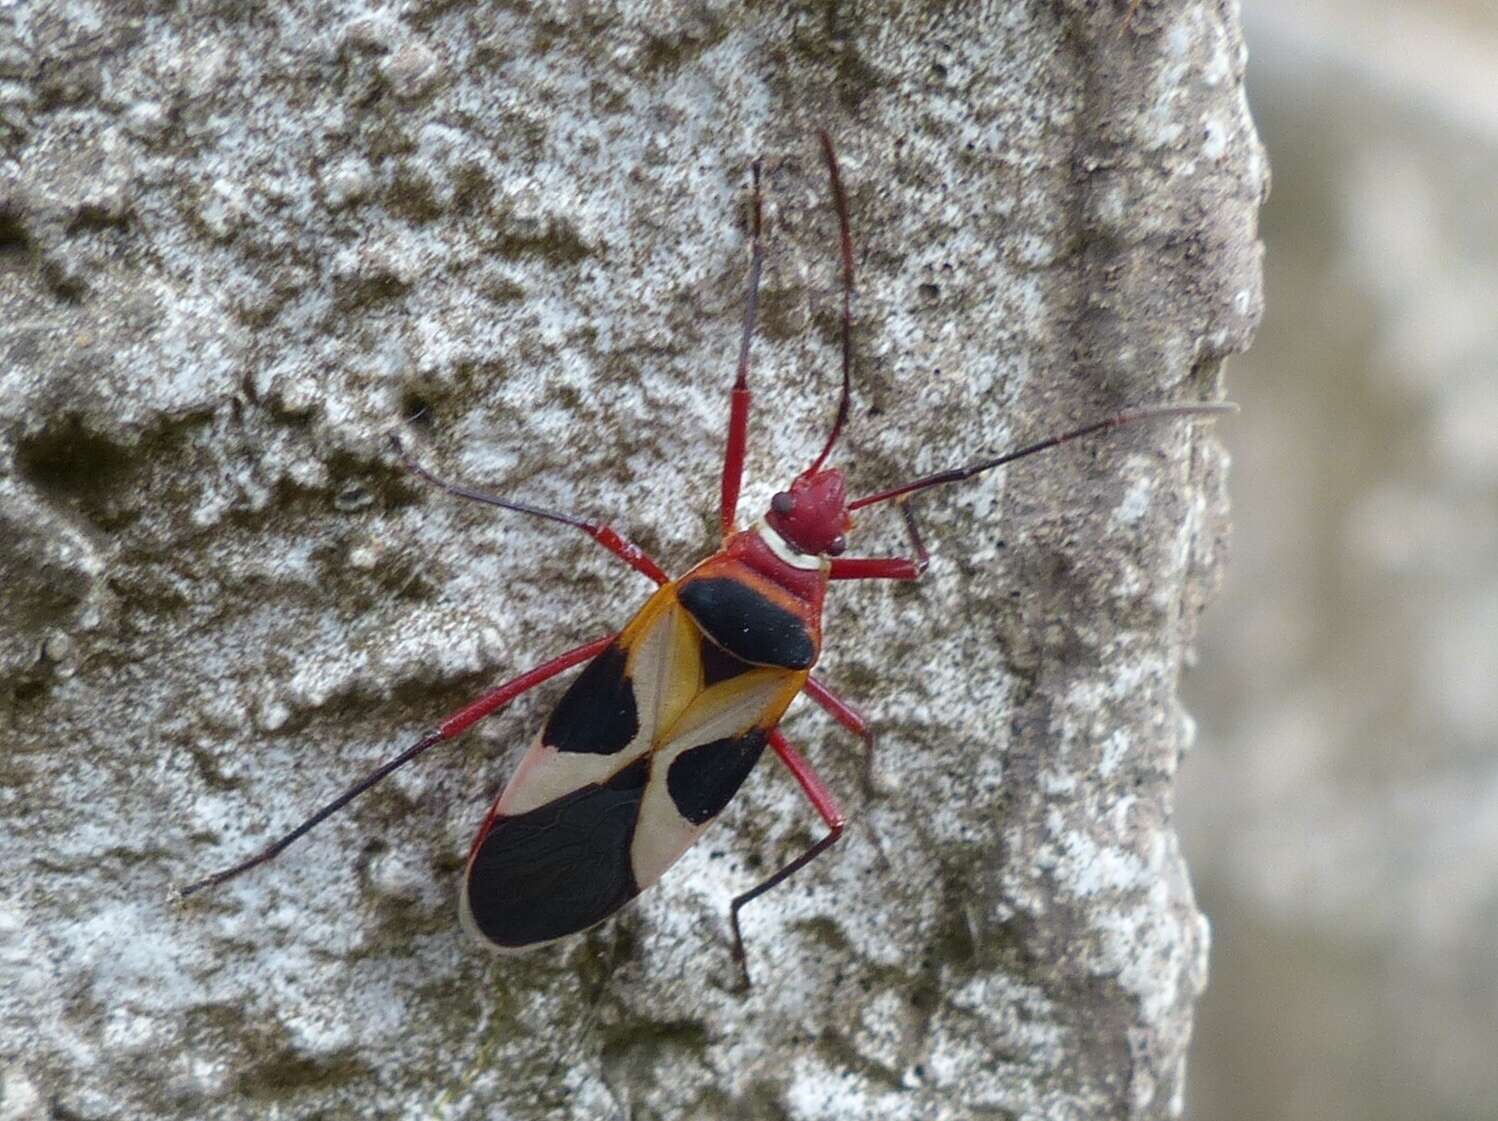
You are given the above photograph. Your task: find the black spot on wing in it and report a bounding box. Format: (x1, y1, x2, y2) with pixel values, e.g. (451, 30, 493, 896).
(667, 729, 768, 826)
(464, 756, 649, 948)
(543, 642, 638, 755)
(677, 577, 815, 670)
(699, 634, 756, 686)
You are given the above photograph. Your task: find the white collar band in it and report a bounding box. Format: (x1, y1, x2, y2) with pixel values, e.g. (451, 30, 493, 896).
(754, 519, 826, 571)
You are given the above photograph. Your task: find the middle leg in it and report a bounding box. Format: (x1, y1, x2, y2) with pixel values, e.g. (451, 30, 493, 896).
(828, 498, 931, 582)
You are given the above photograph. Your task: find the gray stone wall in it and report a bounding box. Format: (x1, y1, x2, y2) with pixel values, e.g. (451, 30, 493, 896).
(0, 3, 1260, 1119)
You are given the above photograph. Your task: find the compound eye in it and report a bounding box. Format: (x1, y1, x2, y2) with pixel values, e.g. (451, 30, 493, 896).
(771, 492, 796, 516)
(825, 534, 847, 556)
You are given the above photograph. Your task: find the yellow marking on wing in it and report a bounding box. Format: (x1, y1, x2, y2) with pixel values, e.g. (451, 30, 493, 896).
(497, 585, 678, 817)
(657, 606, 702, 740)
(618, 583, 805, 755)
(660, 667, 803, 747)
(620, 592, 701, 746)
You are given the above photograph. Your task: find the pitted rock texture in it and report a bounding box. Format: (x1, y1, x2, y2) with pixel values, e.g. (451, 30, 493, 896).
(0, 3, 1261, 1119)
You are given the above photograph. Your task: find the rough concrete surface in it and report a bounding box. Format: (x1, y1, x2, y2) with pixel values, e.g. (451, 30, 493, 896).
(0, 3, 1261, 1120)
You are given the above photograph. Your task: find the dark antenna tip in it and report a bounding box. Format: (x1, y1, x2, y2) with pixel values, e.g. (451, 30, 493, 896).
(805, 131, 855, 477)
(848, 400, 1237, 511)
(174, 875, 217, 902)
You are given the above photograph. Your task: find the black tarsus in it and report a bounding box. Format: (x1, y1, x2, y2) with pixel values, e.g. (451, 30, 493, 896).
(391, 433, 594, 533)
(175, 729, 443, 899)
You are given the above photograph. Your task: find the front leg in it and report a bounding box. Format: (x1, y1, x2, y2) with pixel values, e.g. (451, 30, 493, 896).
(828, 499, 930, 581)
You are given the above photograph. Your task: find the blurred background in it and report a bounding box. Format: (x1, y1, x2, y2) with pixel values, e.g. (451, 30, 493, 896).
(1180, 2, 1498, 1119)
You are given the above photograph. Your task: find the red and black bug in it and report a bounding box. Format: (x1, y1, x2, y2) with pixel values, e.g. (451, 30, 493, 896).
(179, 134, 1231, 982)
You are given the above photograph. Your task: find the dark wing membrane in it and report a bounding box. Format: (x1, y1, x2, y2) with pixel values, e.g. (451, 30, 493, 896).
(666, 729, 768, 825)
(463, 756, 649, 948)
(542, 642, 639, 756)
(698, 634, 757, 686)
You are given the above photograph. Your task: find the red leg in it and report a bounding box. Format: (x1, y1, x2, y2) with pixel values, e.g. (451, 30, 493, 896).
(803, 677, 892, 869)
(803, 674, 878, 787)
(828, 556, 920, 580)
(177, 634, 615, 898)
(719, 160, 765, 537)
(828, 498, 931, 582)
(729, 728, 845, 987)
(394, 437, 668, 586)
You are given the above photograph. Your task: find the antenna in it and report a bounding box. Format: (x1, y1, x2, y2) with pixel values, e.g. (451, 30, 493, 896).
(848, 402, 1238, 510)
(805, 130, 855, 476)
